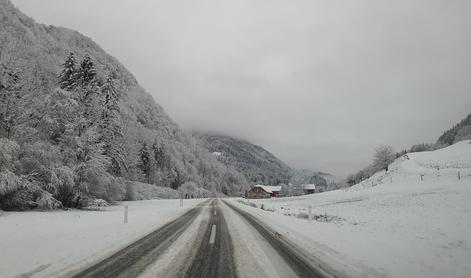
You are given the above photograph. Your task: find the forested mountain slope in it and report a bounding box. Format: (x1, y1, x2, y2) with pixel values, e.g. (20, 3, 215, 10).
(193, 132, 293, 185)
(0, 0, 247, 210)
(437, 114, 471, 146)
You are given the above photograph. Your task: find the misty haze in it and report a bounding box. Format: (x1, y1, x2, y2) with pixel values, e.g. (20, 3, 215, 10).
(1, 0, 470, 277)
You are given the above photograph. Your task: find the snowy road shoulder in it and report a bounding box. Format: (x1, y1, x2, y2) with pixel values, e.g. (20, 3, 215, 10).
(0, 198, 206, 278)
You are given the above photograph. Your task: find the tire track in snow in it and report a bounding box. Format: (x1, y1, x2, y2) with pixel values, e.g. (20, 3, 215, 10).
(223, 200, 332, 278)
(184, 199, 236, 278)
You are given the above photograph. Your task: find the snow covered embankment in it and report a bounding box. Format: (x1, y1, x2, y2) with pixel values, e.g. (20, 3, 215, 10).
(232, 140, 471, 278)
(0, 199, 205, 278)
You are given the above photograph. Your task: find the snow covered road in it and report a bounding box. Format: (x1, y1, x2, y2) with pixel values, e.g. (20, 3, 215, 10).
(66, 199, 332, 278)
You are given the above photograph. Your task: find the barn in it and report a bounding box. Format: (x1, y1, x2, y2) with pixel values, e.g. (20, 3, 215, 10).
(302, 184, 316, 195)
(247, 185, 281, 199)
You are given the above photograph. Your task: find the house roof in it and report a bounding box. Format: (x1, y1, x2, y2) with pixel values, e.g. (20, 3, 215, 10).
(303, 184, 316, 190)
(252, 185, 282, 193)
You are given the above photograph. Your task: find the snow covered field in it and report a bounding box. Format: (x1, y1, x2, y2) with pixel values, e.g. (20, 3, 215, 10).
(232, 140, 471, 278)
(0, 198, 205, 278)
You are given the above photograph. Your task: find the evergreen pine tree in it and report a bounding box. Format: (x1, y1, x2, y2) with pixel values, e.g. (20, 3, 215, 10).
(99, 76, 126, 176)
(58, 52, 77, 90)
(138, 142, 151, 183)
(152, 142, 164, 170)
(78, 54, 97, 86)
(76, 55, 99, 130)
(0, 65, 22, 139)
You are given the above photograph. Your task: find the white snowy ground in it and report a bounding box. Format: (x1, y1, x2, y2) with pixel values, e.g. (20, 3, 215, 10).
(0, 198, 205, 278)
(232, 140, 471, 278)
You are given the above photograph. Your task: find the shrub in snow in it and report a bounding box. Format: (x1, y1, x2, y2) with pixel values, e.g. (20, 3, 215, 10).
(50, 166, 77, 207)
(36, 191, 62, 210)
(127, 181, 180, 200)
(0, 170, 34, 210)
(260, 204, 275, 212)
(312, 213, 345, 224)
(80, 198, 108, 211)
(249, 201, 258, 208)
(296, 212, 310, 219)
(0, 170, 22, 196)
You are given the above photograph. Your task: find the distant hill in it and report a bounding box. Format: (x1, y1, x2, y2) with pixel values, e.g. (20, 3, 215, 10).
(192, 133, 292, 185)
(192, 132, 335, 190)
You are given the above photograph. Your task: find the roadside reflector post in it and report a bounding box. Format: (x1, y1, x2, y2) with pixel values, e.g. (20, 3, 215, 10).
(124, 205, 128, 224)
(308, 205, 312, 220)
(458, 171, 461, 180)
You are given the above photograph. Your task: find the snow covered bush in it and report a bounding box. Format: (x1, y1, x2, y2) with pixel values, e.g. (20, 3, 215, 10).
(0, 170, 22, 196)
(0, 171, 34, 210)
(127, 181, 180, 200)
(296, 212, 310, 219)
(35, 191, 62, 210)
(0, 138, 19, 171)
(80, 198, 108, 211)
(50, 166, 77, 207)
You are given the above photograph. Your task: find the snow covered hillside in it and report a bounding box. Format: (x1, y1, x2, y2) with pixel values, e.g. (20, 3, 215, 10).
(232, 140, 471, 278)
(0, 199, 205, 278)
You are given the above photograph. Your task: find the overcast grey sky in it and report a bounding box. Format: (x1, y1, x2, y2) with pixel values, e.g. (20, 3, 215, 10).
(13, 0, 471, 177)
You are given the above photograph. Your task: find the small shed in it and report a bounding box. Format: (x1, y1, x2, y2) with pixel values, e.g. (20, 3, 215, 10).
(302, 184, 316, 195)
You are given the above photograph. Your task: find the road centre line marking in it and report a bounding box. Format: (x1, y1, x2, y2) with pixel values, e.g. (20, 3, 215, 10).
(209, 225, 216, 244)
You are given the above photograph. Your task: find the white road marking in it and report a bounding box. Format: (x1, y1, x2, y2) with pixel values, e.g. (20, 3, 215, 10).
(209, 225, 216, 244)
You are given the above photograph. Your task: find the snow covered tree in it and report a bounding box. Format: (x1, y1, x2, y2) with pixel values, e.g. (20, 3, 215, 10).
(372, 145, 395, 171)
(75, 56, 101, 131)
(99, 76, 126, 176)
(77, 54, 97, 86)
(138, 142, 151, 183)
(58, 52, 77, 90)
(152, 142, 165, 170)
(0, 65, 22, 139)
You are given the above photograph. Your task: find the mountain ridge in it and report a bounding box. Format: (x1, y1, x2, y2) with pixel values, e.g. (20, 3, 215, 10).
(0, 0, 247, 210)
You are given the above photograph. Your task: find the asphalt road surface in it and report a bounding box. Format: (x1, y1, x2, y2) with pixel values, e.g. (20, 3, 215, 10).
(72, 199, 332, 278)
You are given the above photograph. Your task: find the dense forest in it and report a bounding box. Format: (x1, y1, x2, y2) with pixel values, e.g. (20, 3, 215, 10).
(0, 0, 247, 210)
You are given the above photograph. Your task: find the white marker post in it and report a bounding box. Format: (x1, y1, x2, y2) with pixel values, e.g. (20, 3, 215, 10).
(308, 205, 312, 220)
(124, 205, 128, 224)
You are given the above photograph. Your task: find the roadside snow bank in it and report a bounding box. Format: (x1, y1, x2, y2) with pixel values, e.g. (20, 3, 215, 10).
(0, 198, 205, 278)
(233, 141, 471, 278)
